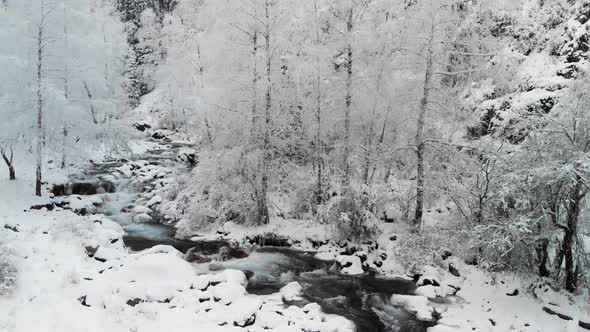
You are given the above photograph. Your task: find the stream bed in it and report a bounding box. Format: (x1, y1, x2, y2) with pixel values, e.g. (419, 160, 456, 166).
(66, 140, 436, 332)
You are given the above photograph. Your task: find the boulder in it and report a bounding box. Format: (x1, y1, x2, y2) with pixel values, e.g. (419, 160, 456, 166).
(185, 247, 212, 264)
(133, 123, 151, 132)
(132, 213, 153, 223)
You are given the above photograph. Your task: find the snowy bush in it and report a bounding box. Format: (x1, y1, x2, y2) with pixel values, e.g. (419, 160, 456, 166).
(317, 189, 378, 241)
(164, 147, 266, 232)
(472, 219, 538, 271)
(395, 225, 469, 274)
(0, 245, 17, 296)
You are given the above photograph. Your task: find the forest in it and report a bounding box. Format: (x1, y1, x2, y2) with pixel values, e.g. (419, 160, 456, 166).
(0, 0, 589, 331)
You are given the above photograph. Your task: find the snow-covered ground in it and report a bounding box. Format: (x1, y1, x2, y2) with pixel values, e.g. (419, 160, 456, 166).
(0, 180, 354, 332)
(1, 147, 588, 332)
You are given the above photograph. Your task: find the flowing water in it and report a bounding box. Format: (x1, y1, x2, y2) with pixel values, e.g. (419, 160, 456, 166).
(65, 140, 435, 332)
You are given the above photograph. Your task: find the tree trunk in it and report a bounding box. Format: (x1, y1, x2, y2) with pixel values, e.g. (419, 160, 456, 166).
(315, 60, 323, 204)
(83, 81, 98, 124)
(204, 118, 213, 146)
(537, 239, 550, 278)
(258, 0, 272, 225)
(563, 178, 582, 292)
(1, 146, 15, 180)
(63, 4, 69, 99)
(412, 21, 435, 231)
(35, 8, 45, 197)
(250, 29, 258, 142)
(61, 125, 68, 169)
(314, 0, 323, 205)
(342, 8, 353, 188)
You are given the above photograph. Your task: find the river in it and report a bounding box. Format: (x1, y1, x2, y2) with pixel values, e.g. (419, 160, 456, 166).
(65, 140, 436, 332)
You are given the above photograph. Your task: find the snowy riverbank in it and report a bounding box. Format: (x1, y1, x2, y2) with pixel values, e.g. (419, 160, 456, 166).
(1, 141, 588, 332)
(0, 180, 354, 332)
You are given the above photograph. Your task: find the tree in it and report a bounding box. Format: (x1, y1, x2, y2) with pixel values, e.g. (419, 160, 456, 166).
(399, 0, 494, 231)
(0, 144, 15, 180)
(0, 0, 127, 190)
(34, 0, 49, 196)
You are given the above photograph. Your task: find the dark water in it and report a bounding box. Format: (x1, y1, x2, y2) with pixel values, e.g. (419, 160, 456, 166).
(74, 140, 435, 332)
(123, 222, 229, 254)
(122, 226, 434, 331)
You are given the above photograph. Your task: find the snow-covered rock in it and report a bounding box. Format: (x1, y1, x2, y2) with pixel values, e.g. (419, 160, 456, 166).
(336, 255, 364, 275)
(280, 281, 303, 301)
(132, 205, 153, 215)
(390, 295, 434, 321)
(132, 213, 153, 223)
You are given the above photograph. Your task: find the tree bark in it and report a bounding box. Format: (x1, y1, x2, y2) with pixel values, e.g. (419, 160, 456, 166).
(412, 21, 435, 231)
(257, 0, 272, 225)
(314, 0, 323, 205)
(63, 3, 69, 99)
(35, 5, 45, 197)
(342, 8, 353, 188)
(250, 27, 258, 142)
(204, 118, 213, 146)
(61, 125, 68, 169)
(1, 146, 15, 180)
(563, 177, 582, 292)
(83, 81, 99, 124)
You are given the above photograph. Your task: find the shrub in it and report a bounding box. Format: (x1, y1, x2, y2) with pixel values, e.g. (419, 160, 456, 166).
(317, 189, 378, 242)
(0, 246, 17, 296)
(472, 218, 539, 272)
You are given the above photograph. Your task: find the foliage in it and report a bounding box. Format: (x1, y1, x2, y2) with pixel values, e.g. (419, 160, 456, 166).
(316, 188, 379, 242)
(0, 245, 17, 296)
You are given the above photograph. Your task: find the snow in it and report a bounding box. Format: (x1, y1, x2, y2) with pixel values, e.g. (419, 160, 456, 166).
(336, 255, 364, 275)
(0, 181, 356, 332)
(431, 264, 589, 332)
(390, 295, 434, 322)
(132, 213, 153, 223)
(132, 205, 153, 215)
(280, 281, 303, 301)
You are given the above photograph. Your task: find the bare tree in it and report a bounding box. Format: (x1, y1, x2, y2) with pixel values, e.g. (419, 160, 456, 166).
(61, 125, 68, 168)
(228, 1, 260, 142)
(313, 0, 324, 204)
(34, 0, 51, 196)
(412, 19, 434, 230)
(256, 0, 278, 225)
(329, 0, 373, 188)
(1, 144, 15, 180)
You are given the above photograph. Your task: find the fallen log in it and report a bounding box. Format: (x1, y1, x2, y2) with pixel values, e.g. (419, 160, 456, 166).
(542, 304, 590, 330)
